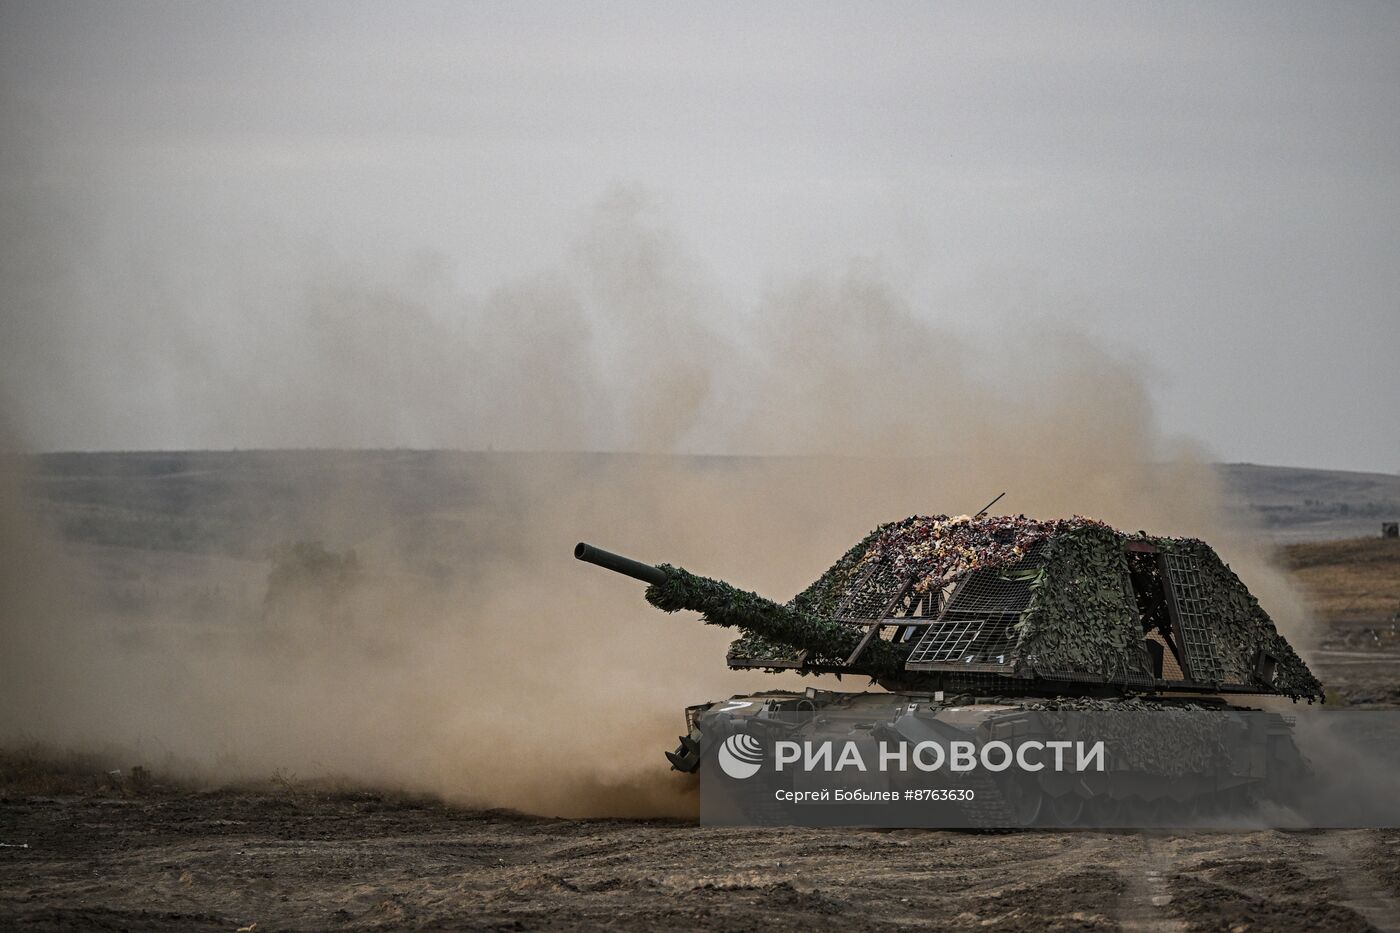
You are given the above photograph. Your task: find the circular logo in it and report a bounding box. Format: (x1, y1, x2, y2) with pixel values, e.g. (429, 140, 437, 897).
(717, 733, 765, 780)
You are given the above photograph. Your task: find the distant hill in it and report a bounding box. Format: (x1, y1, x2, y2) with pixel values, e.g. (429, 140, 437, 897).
(17, 451, 1400, 557)
(1217, 463, 1400, 542)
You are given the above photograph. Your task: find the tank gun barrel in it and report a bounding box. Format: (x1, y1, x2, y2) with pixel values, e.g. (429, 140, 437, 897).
(575, 540, 909, 680)
(574, 542, 668, 586)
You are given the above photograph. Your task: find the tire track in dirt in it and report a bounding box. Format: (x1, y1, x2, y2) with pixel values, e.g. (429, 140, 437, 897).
(1114, 834, 1188, 933)
(1160, 830, 1379, 933)
(1305, 830, 1400, 932)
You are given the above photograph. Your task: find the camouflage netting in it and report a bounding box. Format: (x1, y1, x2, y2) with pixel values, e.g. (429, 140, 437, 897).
(647, 513, 1321, 699)
(790, 515, 1110, 616)
(1157, 537, 1321, 699)
(646, 567, 907, 679)
(1011, 525, 1153, 680)
(1019, 701, 1238, 777)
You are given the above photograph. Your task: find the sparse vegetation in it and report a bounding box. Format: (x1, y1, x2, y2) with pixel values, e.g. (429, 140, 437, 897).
(0, 743, 167, 798)
(1278, 537, 1400, 622)
(261, 540, 363, 624)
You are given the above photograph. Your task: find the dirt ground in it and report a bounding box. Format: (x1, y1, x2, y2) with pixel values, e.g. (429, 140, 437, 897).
(3, 537, 1399, 932)
(4, 788, 1400, 932)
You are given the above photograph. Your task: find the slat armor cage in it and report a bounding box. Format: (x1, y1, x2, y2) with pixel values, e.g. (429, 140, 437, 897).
(905, 542, 1047, 670)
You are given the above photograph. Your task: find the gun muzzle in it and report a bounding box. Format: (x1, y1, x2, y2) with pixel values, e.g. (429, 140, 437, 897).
(574, 542, 668, 586)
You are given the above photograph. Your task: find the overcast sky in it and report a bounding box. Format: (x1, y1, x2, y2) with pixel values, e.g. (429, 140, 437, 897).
(1, 2, 1397, 472)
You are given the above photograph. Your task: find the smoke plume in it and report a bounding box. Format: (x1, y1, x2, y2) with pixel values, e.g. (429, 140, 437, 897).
(0, 167, 1313, 817)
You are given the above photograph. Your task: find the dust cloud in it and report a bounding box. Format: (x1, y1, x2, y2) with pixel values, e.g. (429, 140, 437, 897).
(0, 183, 1313, 818)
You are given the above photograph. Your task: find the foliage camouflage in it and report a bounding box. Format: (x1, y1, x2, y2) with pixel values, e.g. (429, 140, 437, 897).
(1044, 708, 1234, 777)
(646, 566, 908, 679)
(645, 514, 1322, 699)
(790, 515, 1115, 617)
(1158, 537, 1321, 698)
(1012, 526, 1153, 680)
(788, 529, 881, 617)
(1015, 699, 1249, 777)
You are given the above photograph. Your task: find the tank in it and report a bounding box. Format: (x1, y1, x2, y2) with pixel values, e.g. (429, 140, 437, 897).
(575, 514, 1324, 826)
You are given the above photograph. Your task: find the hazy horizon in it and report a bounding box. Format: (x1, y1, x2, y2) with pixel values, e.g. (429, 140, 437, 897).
(13, 447, 1399, 479)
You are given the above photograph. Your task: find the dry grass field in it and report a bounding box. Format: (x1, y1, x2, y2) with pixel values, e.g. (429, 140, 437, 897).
(1279, 538, 1400, 623)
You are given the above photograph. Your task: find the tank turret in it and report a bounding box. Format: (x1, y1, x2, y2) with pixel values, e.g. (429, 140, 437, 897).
(575, 514, 1322, 701)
